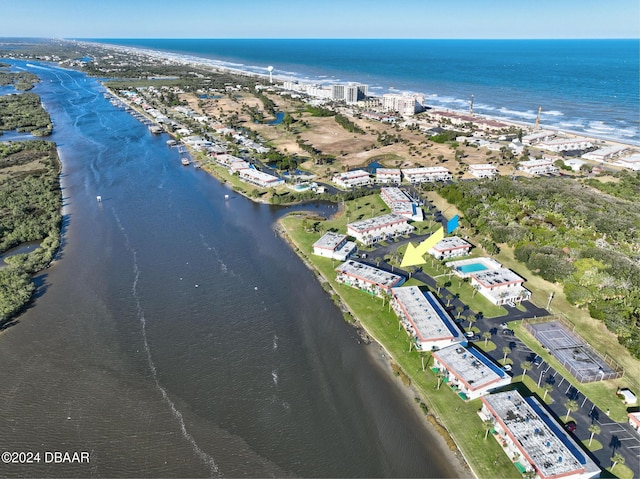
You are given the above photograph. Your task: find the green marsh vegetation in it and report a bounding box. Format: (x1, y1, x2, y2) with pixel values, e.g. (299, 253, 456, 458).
(0, 140, 62, 326)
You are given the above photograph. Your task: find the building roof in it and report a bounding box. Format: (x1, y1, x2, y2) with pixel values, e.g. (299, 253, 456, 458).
(483, 391, 600, 479)
(380, 187, 411, 202)
(376, 168, 401, 176)
(347, 213, 409, 234)
(336, 260, 404, 289)
(402, 166, 451, 175)
(431, 236, 472, 252)
(313, 232, 347, 251)
(434, 344, 507, 391)
(392, 287, 463, 343)
(471, 268, 524, 288)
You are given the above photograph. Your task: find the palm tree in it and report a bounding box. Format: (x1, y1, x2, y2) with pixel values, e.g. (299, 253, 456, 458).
(436, 369, 445, 390)
(564, 399, 579, 421)
(610, 452, 625, 471)
(502, 346, 511, 363)
(542, 383, 553, 401)
(456, 305, 464, 320)
(588, 424, 600, 446)
(467, 315, 477, 333)
(483, 419, 493, 439)
(520, 361, 532, 381)
(482, 331, 491, 346)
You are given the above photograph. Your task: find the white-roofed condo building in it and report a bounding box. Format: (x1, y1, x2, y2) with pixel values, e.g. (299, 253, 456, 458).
(312, 232, 356, 262)
(375, 168, 402, 184)
(332, 170, 373, 189)
(469, 164, 498, 178)
(347, 213, 414, 246)
(469, 268, 531, 306)
(401, 167, 452, 183)
(335, 260, 405, 297)
(432, 345, 511, 401)
(480, 390, 600, 479)
(391, 287, 464, 351)
(379, 187, 423, 221)
(429, 236, 472, 260)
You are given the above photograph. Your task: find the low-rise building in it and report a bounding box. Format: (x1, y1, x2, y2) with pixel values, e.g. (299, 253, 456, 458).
(468, 164, 498, 178)
(613, 153, 640, 171)
(312, 232, 356, 262)
(332, 170, 373, 189)
(376, 168, 402, 184)
(480, 390, 600, 479)
(391, 287, 464, 351)
(522, 131, 556, 146)
(237, 168, 284, 188)
(335, 260, 404, 297)
(347, 213, 414, 246)
(582, 145, 628, 162)
(432, 345, 511, 401)
(379, 187, 423, 221)
(429, 236, 472, 260)
(401, 167, 452, 183)
(629, 412, 640, 435)
(518, 159, 559, 175)
(538, 137, 594, 152)
(470, 268, 531, 306)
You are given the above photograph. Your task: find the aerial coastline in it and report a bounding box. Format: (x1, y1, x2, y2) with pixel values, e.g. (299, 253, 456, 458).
(2, 38, 639, 479)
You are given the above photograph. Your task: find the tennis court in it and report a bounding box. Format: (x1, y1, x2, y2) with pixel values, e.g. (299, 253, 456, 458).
(527, 321, 621, 383)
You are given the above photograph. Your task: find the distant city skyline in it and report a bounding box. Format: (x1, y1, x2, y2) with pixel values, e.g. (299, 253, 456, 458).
(3, 0, 639, 39)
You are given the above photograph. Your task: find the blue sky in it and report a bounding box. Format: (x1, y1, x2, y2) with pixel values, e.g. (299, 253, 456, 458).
(4, 0, 639, 39)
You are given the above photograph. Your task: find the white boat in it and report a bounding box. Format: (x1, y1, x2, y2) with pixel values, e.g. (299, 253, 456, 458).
(181, 158, 190, 166)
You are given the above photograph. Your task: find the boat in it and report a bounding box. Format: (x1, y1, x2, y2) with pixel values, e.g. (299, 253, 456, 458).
(181, 158, 190, 166)
(166, 139, 177, 147)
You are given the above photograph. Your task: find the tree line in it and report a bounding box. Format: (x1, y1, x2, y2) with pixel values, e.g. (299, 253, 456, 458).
(439, 175, 640, 357)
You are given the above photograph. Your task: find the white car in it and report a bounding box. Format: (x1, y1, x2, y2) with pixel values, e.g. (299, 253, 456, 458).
(503, 364, 512, 372)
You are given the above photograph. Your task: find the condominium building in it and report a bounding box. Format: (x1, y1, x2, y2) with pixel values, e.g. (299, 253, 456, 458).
(432, 345, 511, 401)
(375, 168, 402, 184)
(480, 390, 600, 479)
(312, 232, 356, 261)
(335, 260, 405, 297)
(402, 167, 452, 183)
(332, 170, 373, 189)
(469, 268, 531, 306)
(347, 213, 414, 245)
(518, 159, 559, 175)
(391, 287, 464, 351)
(379, 187, 423, 221)
(468, 164, 498, 178)
(429, 236, 472, 260)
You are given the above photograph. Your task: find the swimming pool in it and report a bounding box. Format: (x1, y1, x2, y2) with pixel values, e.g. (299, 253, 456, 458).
(457, 263, 488, 273)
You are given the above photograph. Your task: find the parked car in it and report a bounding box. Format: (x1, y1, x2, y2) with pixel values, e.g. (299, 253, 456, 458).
(502, 364, 512, 372)
(500, 322, 509, 329)
(564, 421, 577, 433)
(533, 355, 543, 366)
(501, 329, 515, 336)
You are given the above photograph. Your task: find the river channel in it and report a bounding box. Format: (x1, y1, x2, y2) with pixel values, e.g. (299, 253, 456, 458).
(0, 60, 460, 478)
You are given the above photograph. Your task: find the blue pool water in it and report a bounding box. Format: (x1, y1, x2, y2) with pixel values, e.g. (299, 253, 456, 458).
(458, 263, 488, 274)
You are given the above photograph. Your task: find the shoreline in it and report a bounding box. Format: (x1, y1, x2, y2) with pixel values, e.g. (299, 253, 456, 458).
(273, 219, 474, 479)
(77, 39, 639, 149)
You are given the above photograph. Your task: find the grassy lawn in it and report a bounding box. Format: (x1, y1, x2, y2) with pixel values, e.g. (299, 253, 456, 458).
(280, 214, 521, 479)
(582, 439, 603, 452)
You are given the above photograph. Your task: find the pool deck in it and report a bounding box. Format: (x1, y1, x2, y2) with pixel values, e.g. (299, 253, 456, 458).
(446, 257, 502, 278)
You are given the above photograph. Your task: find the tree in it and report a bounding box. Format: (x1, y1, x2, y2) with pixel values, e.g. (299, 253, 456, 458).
(467, 315, 477, 333)
(588, 424, 600, 446)
(564, 399, 579, 421)
(610, 452, 625, 471)
(502, 346, 511, 363)
(435, 276, 446, 294)
(482, 331, 491, 346)
(483, 419, 493, 439)
(542, 383, 553, 401)
(520, 361, 532, 381)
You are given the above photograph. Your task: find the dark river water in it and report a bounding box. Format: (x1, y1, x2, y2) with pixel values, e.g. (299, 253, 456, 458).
(0, 60, 460, 478)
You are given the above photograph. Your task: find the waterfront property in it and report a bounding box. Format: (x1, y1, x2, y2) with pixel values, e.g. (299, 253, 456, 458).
(432, 345, 511, 401)
(468, 268, 531, 306)
(332, 170, 373, 189)
(401, 166, 452, 183)
(375, 168, 402, 184)
(335, 260, 405, 297)
(538, 137, 594, 153)
(379, 187, 423, 221)
(312, 232, 356, 262)
(428, 236, 472, 260)
(518, 158, 559, 176)
(238, 167, 284, 188)
(391, 286, 464, 351)
(613, 153, 640, 171)
(468, 163, 498, 178)
(346, 213, 414, 246)
(480, 390, 600, 479)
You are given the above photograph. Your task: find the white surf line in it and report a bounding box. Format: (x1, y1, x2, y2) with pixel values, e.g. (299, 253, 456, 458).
(114, 211, 222, 477)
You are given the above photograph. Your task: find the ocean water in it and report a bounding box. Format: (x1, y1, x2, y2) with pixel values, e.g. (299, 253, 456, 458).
(90, 38, 640, 145)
